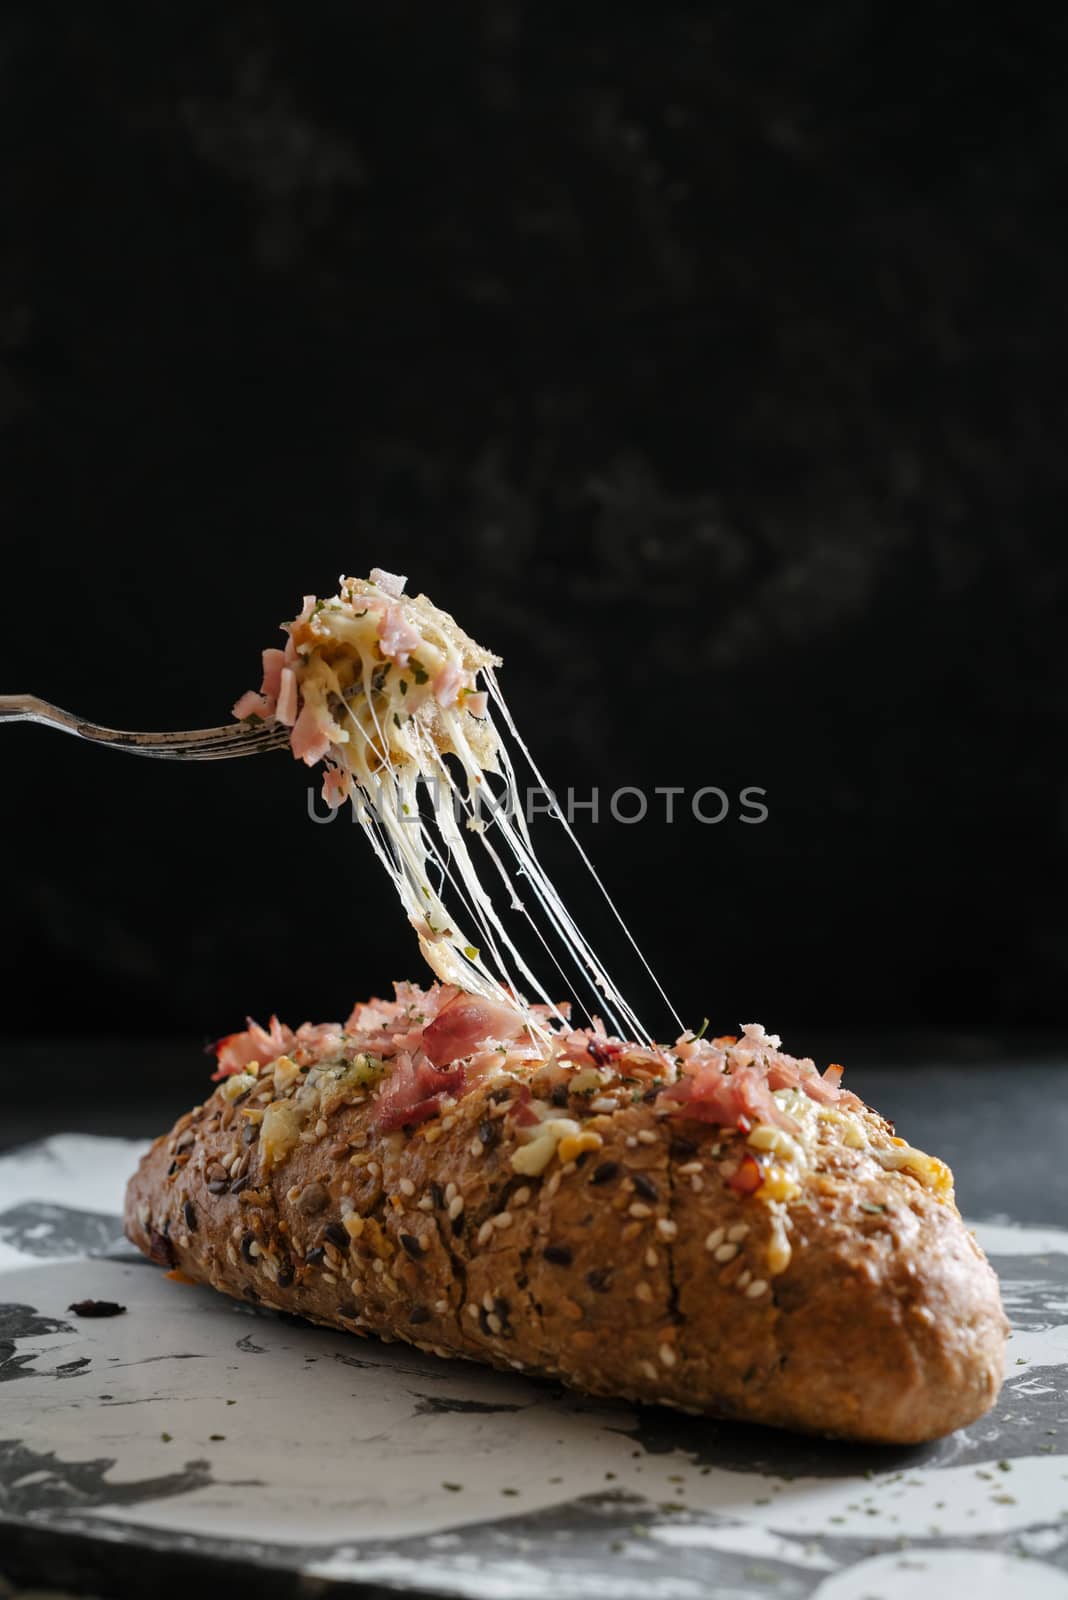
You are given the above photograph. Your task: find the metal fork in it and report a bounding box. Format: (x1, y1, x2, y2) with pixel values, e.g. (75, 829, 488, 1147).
(0, 693, 289, 760)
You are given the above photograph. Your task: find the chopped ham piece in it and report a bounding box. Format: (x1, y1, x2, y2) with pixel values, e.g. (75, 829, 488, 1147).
(261, 647, 286, 700)
(370, 568, 407, 598)
(275, 667, 299, 727)
(322, 764, 352, 807)
(291, 699, 333, 765)
(421, 991, 528, 1067)
(661, 1020, 860, 1129)
(379, 604, 422, 667)
(212, 1015, 296, 1079)
(374, 1051, 465, 1131)
(232, 690, 273, 721)
(432, 662, 466, 707)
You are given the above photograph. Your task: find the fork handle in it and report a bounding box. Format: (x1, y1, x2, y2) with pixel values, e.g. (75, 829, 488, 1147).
(0, 694, 80, 734)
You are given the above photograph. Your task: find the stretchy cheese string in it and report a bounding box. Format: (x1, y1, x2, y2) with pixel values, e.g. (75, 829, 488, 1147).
(261, 575, 680, 1042)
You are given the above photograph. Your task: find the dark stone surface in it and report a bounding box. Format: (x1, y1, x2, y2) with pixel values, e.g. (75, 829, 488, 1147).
(0, 5, 1065, 1047)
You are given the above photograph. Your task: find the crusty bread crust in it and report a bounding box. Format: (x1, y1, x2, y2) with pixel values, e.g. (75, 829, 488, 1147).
(124, 1066, 1007, 1444)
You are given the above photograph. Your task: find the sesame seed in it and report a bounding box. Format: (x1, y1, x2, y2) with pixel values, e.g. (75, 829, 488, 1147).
(315, 1118, 328, 1138)
(482, 1290, 495, 1311)
(589, 1097, 616, 1113)
(714, 1242, 739, 1263)
(745, 1278, 769, 1299)
(477, 1220, 495, 1247)
(640, 1359, 657, 1381)
(738, 1270, 752, 1289)
(635, 1281, 653, 1303)
(441, 1114, 456, 1131)
(367, 1161, 380, 1177)
(546, 1172, 561, 1198)
(704, 1227, 725, 1252)
(417, 1195, 434, 1211)
(656, 1218, 678, 1241)
(637, 1129, 657, 1145)
(466, 1302, 480, 1320)
(434, 1298, 449, 1314)
(690, 1175, 703, 1192)
(372, 1259, 385, 1275)
(399, 1178, 415, 1198)
(625, 1136, 639, 1149)
(658, 1344, 677, 1368)
(448, 1195, 465, 1219)
(628, 1201, 653, 1219)
(493, 1211, 513, 1230)
(469, 1138, 483, 1158)
(512, 1186, 532, 1207)
(727, 1222, 750, 1242)
(445, 1182, 458, 1203)
(645, 1247, 659, 1268)
(678, 1161, 702, 1175)
(486, 1313, 503, 1335)
(321, 1271, 337, 1285)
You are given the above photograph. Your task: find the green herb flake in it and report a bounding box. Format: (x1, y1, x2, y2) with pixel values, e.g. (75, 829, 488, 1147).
(442, 1482, 463, 1492)
(160, 1432, 173, 1442)
(859, 1201, 886, 1214)
(464, 945, 480, 961)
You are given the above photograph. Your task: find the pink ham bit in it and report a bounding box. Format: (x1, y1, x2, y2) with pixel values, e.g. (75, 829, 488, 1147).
(369, 568, 407, 598)
(211, 1015, 296, 1079)
(661, 1021, 860, 1129)
(322, 764, 351, 808)
(290, 699, 333, 765)
(420, 991, 528, 1067)
(464, 690, 488, 716)
(232, 690, 273, 721)
(261, 647, 286, 700)
(373, 1051, 466, 1131)
(432, 662, 467, 708)
(378, 604, 422, 667)
(275, 667, 299, 727)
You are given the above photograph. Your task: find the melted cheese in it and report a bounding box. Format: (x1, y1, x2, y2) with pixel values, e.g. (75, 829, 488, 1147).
(281, 572, 679, 1043)
(745, 1087, 953, 1255)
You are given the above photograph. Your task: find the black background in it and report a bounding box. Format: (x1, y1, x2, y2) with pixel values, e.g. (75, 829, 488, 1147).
(2, 5, 1066, 1056)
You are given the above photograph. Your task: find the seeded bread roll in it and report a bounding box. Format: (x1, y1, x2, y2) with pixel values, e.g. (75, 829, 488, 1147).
(124, 1055, 1007, 1444)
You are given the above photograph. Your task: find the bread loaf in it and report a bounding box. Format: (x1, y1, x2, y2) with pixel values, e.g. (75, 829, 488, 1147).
(125, 1010, 1007, 1444)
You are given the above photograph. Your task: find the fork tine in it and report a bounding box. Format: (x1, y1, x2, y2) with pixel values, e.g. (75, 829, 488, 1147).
(94, 724, 291, 759)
